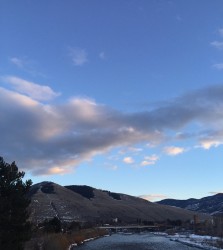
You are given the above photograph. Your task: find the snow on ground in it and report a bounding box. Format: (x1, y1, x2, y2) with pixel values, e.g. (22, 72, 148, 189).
(165, 233, 223, 250)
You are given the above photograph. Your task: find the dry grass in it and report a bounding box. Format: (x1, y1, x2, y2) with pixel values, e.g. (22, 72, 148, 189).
(25, 228, 108, 250)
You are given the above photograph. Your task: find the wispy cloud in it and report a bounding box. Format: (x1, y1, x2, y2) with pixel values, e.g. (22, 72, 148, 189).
(209, 191, 223, 195)
(140, 154, 159, 166)
(210, 41, 223, 50)
(9, 57, 45, 76)
(212, 63, 223, 70)
(1, 81, 223, 175)
(10, 57, 24, 68)
(218, 28, 223, 37)
(199, 139, 222, 150)
(69, 47, 88, 66)
(118, 147, 143, 155)
(176, 14, 182, 22)
(139, 194, 168, 202)
(123, 157, 134, 164)
(99, 51, 105, 60)
(164, 146, 185, 156)
(2, 76, 60, 101)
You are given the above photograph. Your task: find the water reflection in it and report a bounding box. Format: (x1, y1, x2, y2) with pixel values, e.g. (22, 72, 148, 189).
(77, 233, 202, 250)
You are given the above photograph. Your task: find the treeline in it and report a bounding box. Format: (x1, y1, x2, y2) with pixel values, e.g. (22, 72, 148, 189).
(0, 157, 108, 250)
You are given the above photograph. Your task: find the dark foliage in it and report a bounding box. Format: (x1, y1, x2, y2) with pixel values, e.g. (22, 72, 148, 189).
(66, 221, 81, 231)
(0, 157, 32, 250)
(65, 185, 95, 199)
(41, 182, 55, 194)
(27, 185, 39, 198)
(41, 217, 61, 233)
(157, 198, 198, 208)
(166, 219, 182, 226)
(103, 190, 122, 200)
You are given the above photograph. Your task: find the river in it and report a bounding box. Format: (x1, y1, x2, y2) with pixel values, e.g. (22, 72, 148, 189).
(76, 233, 203, 250)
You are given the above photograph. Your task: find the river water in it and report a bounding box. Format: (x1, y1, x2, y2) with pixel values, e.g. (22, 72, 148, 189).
(77, 233, 202, 250)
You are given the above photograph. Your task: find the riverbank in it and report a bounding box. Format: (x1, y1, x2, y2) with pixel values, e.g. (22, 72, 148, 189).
(154, 232, 223, 250)
(24, 228, 108, 250)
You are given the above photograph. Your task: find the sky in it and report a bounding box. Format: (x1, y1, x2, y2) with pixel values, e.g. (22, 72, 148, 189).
(1, 0, 223, 201)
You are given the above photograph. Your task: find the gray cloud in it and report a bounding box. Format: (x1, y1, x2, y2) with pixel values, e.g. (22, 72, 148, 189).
(1, 82, 223, 175)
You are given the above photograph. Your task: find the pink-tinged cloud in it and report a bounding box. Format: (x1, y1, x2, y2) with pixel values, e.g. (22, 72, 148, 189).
(1, 79, 223, 175)
(139, 194, 168, 202)
(123, 157, 134, 164)
(140, 154, 159, 166)
(164, 146, 185, 156)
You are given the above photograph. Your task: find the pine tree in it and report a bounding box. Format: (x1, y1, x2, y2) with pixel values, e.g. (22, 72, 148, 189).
(0, 157, 32, 250)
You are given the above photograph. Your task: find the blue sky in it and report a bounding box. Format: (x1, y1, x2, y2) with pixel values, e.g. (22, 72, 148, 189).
(1, 0, 223, 201)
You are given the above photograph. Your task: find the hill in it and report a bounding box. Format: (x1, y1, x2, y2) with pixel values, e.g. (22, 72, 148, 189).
(28, 182, 207, 224)
(157, 193, 223, 215)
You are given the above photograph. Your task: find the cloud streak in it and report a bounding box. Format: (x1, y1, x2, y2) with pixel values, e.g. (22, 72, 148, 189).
(2, 76, 60, 101)
(1, 79, 223, 175)
(9, 57, 45, 76)
(10, 57, 24, 68)
(212, 63, 223, 70)
(69, 47, 88, 66)
(140, 154, 159, 166)
(211, 41, 223, 50)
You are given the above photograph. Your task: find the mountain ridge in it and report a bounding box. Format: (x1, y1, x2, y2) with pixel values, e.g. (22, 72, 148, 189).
(157, 193, 223, 215)
(28, 181, 208, 224)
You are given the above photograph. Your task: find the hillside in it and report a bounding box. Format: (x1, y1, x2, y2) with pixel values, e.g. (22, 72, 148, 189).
(28, 182, 207, 224)
(157, 193, 223, 215)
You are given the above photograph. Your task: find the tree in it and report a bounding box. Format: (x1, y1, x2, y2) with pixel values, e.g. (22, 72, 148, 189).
(0, 157, 32, 250)
(42, 217, 62, 233)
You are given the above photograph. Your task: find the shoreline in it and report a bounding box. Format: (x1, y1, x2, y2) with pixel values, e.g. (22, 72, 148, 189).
(154, 232, 223, 250)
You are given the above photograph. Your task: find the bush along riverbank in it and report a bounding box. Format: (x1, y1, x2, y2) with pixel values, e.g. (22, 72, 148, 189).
(25, 228, 108, 250)
(24, 218, 109, 250)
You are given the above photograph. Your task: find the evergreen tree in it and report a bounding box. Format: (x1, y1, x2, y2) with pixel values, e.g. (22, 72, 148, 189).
(0, 157, 32, 250)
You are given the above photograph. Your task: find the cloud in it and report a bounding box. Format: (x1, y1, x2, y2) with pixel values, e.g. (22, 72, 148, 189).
(9, 57, 45, 77)
(199, 139, 222, 150)
(123, 157, 134, 164)
(176, 15, 182, 22)
(210, 41, 223, 50)
(140, 161, 153, 166)
(212, 63, 223, 70)
(69, 47, 88, 66)
(110, 165, 118, 171)
(218, 28, 223, 37)
(118, 147, 143, 155)
(209, 191, 223, 195)
(2, 76, 60, 101)
(10, 57, 24, 68)
(99, 52, 105, 60)
(198, 130, 223, 150)
(1, 81, 223, 175)
(164, 146, 185, 156)
(140, 154, 159, 166)
(139, 194, 168, 202)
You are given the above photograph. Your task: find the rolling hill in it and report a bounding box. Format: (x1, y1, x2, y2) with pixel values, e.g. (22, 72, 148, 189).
(157, 193, 223, 215)
(28, 181, 207, 224)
